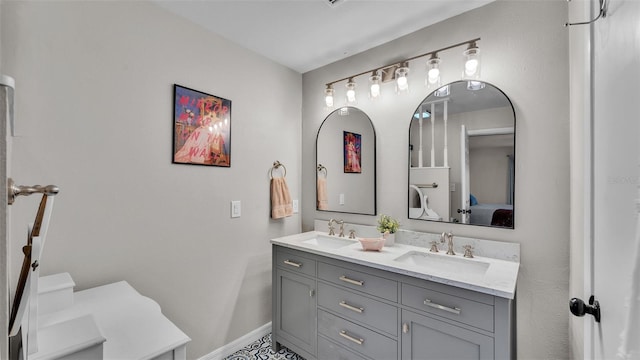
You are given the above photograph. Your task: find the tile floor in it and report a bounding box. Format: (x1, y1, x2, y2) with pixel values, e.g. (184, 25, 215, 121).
(224, 333, 304, 360)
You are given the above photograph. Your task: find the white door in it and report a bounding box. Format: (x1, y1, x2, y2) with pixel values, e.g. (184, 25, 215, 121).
(579, 1, 640, 358)
(460, 125, 470, 224)
(1, 76, 14, 360)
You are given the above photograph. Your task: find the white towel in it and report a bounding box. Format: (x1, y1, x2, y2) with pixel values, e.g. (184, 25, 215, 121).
(617, 188, 640, 359)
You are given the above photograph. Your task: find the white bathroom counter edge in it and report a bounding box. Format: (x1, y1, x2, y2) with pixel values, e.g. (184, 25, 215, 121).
(271, 231, 519, 299)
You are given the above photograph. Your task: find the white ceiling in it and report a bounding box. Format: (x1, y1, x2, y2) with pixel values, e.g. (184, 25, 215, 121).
(154, 0, 493, 73)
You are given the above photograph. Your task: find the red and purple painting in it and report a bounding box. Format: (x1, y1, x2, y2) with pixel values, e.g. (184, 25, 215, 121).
(344, 131, 362, 173)
(173, 84, 231, 167)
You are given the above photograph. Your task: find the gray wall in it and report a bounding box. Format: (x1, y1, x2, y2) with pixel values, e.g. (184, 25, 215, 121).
(302, 1, 570, 358)
(1, 2, 301, 358)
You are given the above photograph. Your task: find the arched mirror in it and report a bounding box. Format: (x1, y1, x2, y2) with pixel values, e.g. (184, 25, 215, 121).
(408, 81, 515, 228)
(317, 107, 376, 215)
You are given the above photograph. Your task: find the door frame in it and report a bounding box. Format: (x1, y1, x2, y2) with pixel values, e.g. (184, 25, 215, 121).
(1, 76, 12, 360)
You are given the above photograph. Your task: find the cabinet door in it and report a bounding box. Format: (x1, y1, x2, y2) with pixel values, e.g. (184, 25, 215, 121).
(275, 268, 316, 357)
(401, 310, 493, 360)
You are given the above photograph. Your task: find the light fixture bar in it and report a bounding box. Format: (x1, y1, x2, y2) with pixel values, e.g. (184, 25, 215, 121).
(324, 37, 481, 88)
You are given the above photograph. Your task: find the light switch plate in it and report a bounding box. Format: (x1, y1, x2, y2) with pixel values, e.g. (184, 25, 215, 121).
(339, 193, 345, 205)
(293, 199, 299, 213)
(231, 200, 241, 218)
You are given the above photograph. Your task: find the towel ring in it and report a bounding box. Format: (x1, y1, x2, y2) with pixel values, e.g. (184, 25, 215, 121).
(270, 161, 286, 178)
(317, 164, 327, 178)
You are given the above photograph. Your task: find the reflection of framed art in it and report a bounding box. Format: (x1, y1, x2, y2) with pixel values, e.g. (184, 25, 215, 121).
(172, 84, 231, 167)
(344, 131, 362, 173)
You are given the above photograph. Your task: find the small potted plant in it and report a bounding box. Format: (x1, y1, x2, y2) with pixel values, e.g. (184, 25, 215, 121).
(377, 214, 399, 246)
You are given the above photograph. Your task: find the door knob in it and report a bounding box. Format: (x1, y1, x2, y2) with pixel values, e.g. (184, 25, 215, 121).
(7, 178, 59, 205)
(569, 295, 601, 323)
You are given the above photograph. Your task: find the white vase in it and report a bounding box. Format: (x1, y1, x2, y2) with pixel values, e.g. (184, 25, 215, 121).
(382, 232, 395, 246)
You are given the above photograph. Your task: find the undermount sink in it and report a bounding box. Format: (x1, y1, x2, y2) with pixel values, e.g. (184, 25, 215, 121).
(302, 235, 357, 249)
(393, 251, 490, 276)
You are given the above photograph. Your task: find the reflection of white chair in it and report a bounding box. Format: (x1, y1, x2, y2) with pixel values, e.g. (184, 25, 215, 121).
(409, 185, 442, 221)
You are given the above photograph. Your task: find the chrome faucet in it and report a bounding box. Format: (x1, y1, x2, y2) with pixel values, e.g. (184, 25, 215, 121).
(441, 232, 455, 255)
(328, 219, 336, 236)
(328, 219, 345, 237)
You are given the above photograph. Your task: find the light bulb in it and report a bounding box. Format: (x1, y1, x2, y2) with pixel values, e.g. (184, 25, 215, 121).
(325, 94, 334, 107)
(370, 83, 380, 98)
(465, 59, 478, 76)
(369, 71, 381, 99)
(346, 89, 356, 103)
(324, 85, 334, 108)
(428, 68, 440, 84)
(345, 78, 357, 104)
(426, 56, 441, 88)
(397, 76, 408, 90)
(395, 63, 410, 93)
(462, 42, 481, 80)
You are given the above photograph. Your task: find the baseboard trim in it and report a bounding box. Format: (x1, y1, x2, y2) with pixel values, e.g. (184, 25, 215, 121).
(198, 322, 272, 360)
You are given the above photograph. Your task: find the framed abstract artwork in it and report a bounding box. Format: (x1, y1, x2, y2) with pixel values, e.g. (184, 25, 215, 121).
(343, 131, 362, 173)
(172, 84, 231, 167)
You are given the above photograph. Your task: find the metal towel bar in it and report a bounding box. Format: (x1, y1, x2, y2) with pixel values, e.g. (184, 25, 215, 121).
(270, 160, 287, 178)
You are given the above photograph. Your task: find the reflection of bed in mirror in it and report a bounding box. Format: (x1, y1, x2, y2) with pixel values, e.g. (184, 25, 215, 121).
(469, 203, 513, 227)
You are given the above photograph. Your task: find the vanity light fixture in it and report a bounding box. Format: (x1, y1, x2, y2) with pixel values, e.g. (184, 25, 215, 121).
(321, 38, 481, 107)
(369, 71, 381, 99)
(345, 78, 357, 104)
(395, 62, 410, 93)
(426, 53, 441, 89)
(324, 84, 335, 108)
(462, 41, 481, 80)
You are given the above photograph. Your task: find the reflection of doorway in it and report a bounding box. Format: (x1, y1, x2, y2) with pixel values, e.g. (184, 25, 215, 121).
(460, 126, 515, 224)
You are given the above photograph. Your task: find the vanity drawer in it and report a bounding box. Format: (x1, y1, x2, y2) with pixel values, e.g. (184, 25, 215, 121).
(275, 248, 316, 278)
(401, 283, 494, 332)
(317, 282, 397, 337)
(318, 262, 397, 302)
(318, 309, 396, 360)
(318, 336, 371, 360)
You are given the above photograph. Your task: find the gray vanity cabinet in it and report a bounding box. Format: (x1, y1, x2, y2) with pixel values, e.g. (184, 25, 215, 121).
(272, 245, 515, 360)
(401, 309, 494, 360)
(273, 250, 317, 360)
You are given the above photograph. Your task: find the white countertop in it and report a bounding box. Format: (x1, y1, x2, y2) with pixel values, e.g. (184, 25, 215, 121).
(271, 231, 519, 299)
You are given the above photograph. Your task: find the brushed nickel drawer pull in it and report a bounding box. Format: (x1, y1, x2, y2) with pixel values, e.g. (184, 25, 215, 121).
(402, 323, 410, 334)
(339, 301, 364, 313)
(339, 330, 364, 345)
(424, 298, 461, 315)
(283, 260, 302, 268)
(339, 275, 364, 286)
